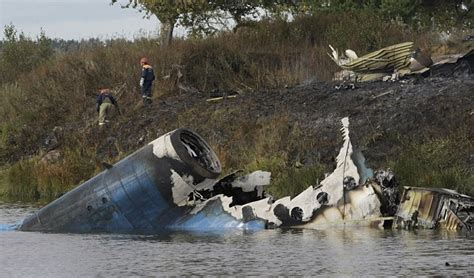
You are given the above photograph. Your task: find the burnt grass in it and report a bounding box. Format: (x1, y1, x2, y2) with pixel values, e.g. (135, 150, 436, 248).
(93, 74, 473, 177)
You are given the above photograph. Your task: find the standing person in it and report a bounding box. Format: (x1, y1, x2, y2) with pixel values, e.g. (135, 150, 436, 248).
(139, 57, 155, 105)
(96, 88, 119, 126)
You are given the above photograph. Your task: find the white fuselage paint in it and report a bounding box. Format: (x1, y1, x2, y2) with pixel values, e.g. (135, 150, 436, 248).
(149, 131, 181, 160)
(281, 117, 360, 220)
(187, 117, 383, 228)
(159, 118, 382, 229)
(170, 170, 196, 206)
(301, 184, 382, 229)
(170, 170, 218, 206)
(150, 131, 217, 206)
(230, 170, 271, 198)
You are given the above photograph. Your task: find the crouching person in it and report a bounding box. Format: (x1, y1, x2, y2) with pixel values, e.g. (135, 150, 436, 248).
(96, 88, 119, 126)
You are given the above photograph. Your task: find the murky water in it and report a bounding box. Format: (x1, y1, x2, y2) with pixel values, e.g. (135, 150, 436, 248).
(0, 202, 473, 277)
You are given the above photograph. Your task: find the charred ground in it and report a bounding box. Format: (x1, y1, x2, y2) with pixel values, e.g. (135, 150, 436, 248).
(121, 75, 472, 159)
(85, 73, 473, 196)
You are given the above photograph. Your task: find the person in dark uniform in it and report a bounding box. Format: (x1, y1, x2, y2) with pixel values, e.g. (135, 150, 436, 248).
(139, 57, 155, 105)
(96, 88, 118, 126)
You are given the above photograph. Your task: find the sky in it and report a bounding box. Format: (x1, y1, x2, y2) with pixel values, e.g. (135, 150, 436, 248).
(0, 0, 166, 40)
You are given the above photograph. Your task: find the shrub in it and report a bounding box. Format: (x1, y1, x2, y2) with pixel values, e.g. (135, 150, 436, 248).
(3, 159, 40, 201)
(0, 146, 98, 201)
(390, 135, 474, 196)
(0, 24, 54, 84)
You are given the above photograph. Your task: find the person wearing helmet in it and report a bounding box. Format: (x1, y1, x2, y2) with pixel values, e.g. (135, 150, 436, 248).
(139, 57, 155, 105)
(96, 88, 119, 126)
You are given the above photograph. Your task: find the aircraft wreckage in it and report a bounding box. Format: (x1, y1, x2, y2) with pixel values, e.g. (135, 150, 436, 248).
(19, 119, 474, 233)
(329, 42, 474, 82)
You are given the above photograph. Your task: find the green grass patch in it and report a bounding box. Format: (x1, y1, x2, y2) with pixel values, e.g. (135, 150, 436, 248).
(389, 135, 474, 196)
(2, 159, 40, 201)
(1, 147, 97, 202)
(267, 164, 327, 199)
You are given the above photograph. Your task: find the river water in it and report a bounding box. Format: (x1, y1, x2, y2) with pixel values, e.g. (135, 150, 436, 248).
(0, 202, 472, 277)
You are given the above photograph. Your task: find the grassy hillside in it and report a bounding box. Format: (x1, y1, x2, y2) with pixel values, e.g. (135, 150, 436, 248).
(0, 12, 472, 202)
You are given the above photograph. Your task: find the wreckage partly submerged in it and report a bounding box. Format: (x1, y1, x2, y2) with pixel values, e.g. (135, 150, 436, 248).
(394, 187, 474, 231)
(19, 119, 474, 233)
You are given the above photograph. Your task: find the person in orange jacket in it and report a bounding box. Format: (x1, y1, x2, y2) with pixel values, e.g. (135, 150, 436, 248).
(139, 57, 155, 105)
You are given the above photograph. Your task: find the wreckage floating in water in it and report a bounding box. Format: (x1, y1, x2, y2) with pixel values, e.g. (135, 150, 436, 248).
(394, 187, 474, 231)
(19, 120, 474, 233)
(19, 128, 243, 232)
(19, 119, 384, 232)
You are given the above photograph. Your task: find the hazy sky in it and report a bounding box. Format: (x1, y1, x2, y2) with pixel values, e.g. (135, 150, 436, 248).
(0, 0, 164, 40)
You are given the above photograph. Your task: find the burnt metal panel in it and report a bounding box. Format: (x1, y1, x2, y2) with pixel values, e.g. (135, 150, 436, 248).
(394, 187, 474, 231)
(339, 42, 414, 73)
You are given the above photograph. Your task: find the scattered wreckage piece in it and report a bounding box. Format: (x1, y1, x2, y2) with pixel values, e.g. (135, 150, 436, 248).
(409, 47, 433, 71)
(393, 187, 474, 231)
(329, 44, 413, 82)
(410, 49, 474, 78)
(429, 49, 474, 76)
(330, 41, 473, 82)
(298, 182, 389, 229)
(206, 94, 238, 102)
(333, 82, 358, 90)
(372, 169, 400, 216)
(329, 42, 414, 76)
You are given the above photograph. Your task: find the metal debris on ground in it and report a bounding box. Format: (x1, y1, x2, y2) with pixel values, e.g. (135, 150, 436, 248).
(329, 42, 414, 82)
(207, 89, 239, 102)
(334, 82, 357, 90)
(329, 42, 474, 82)
(207, 94, 238, 102)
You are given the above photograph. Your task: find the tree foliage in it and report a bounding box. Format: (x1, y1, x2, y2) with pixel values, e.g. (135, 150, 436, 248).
(289, 0, 473, 29)
(0, 24, 54, 84)
(112, 0, 472, 45)
(111, 0, 211, 45)
(111, 1, 295, 43)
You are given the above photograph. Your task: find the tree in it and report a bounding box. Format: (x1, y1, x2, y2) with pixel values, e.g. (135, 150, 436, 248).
(181, 1, 265, 36)
(286, 0, 473, 29)
(112, 1, 296, 43)
(212, 0, 297, 30)
(0, 24, 54, 84)
(415, 0, 473, 28)
(111, 0, 210, 46)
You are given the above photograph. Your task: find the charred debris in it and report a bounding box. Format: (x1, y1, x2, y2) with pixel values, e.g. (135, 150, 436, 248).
(328, 42, 473, 87)
(19, 117, 474, 234)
